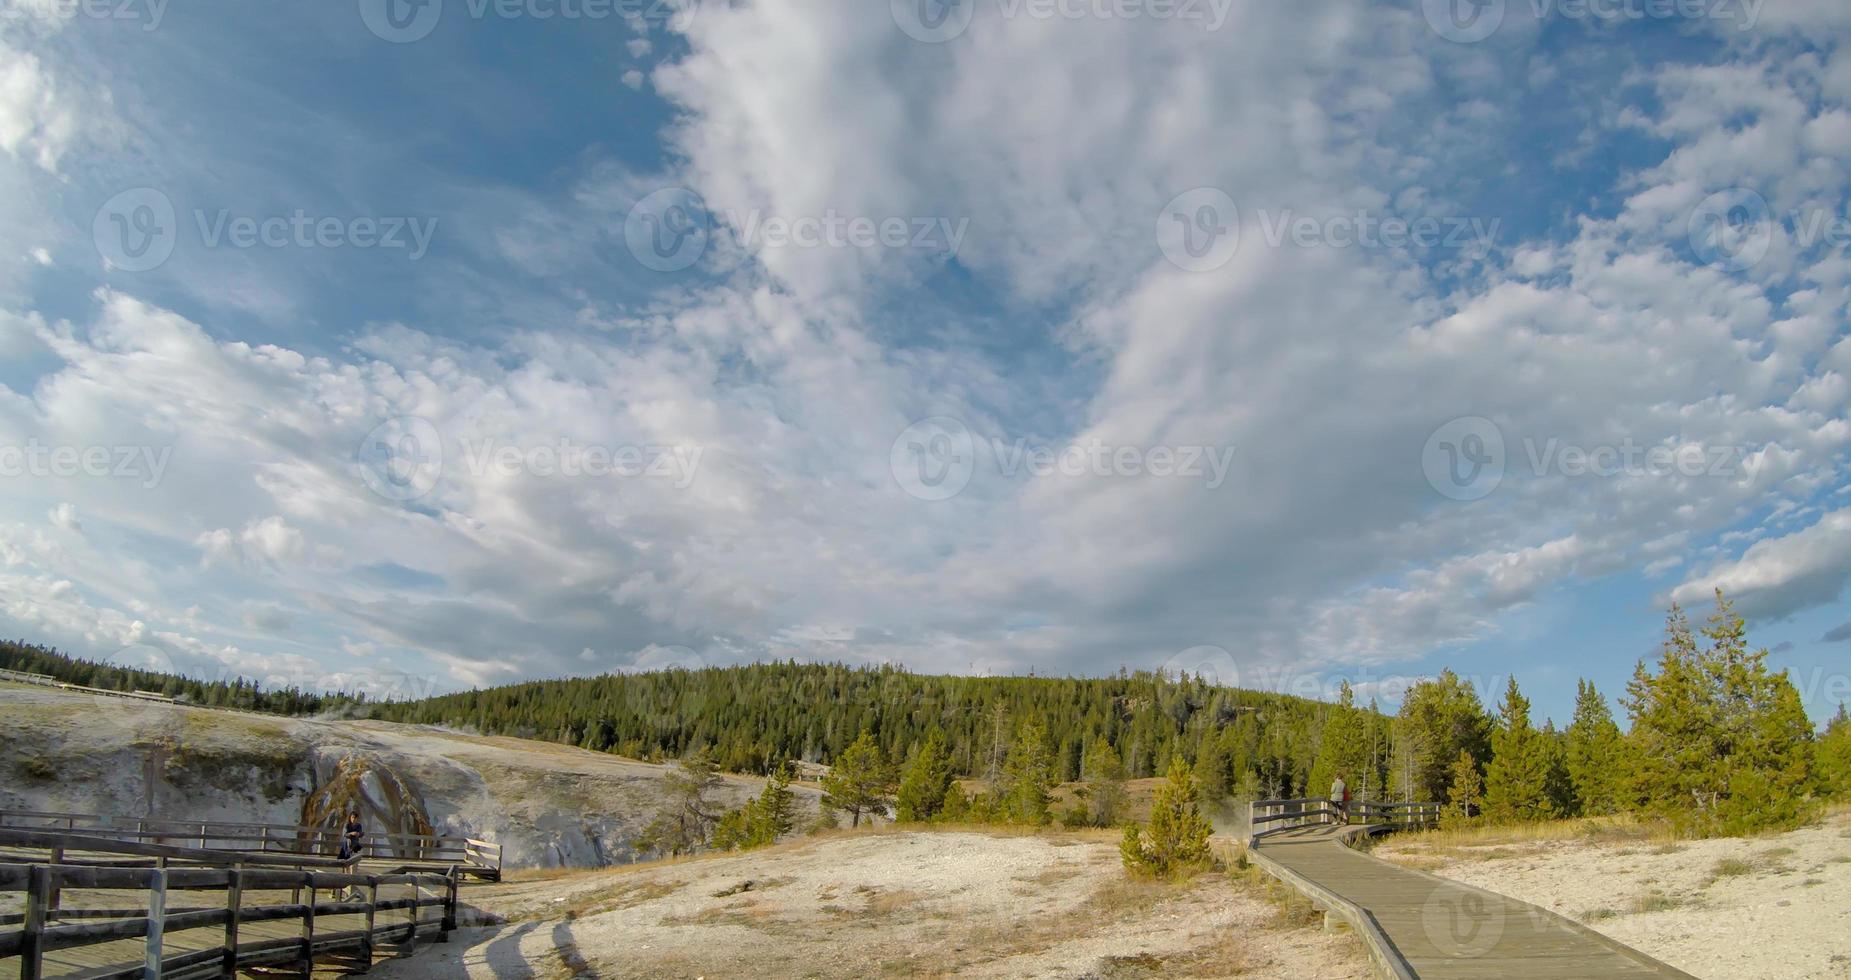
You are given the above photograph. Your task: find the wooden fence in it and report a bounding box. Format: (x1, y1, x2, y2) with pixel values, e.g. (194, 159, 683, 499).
(1247, 797, 1441, 842)
(0, 829, 458, 979)
(0, 810, 500, 880)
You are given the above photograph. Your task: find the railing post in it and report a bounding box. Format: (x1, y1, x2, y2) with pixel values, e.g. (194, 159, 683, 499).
(299, 876, 316, 976)
(21, 864, 49, 980)
(47, 846, 63, 912)
(361, 876, 379, 969)
(221, 867, 243, 978)
(145, 867, 168, 979)
(441, 868, 459, 940)
(405, 876, 421, 950)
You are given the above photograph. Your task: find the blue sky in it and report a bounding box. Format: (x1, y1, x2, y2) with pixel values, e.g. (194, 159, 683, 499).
(2, 0, 1849, 727)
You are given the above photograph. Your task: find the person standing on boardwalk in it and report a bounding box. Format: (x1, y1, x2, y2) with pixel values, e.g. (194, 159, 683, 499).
(1329, 774, 1348, 823)
(339, 811, 365, 862)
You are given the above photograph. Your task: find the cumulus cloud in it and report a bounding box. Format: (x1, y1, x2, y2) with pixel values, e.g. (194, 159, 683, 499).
(0, 3, 1846, 699)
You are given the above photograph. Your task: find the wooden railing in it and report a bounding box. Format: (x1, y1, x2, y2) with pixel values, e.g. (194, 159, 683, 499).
(0, 830, 457, 979)
(0, 810, 500, 878)
(1247, 797, 1440, 843)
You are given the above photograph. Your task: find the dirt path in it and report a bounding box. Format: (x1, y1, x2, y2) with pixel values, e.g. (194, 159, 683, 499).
(1373, 808, 1851, 980)
(371, 829, 1369, 979)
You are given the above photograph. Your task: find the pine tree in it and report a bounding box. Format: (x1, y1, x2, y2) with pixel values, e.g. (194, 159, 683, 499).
(1393, 670, 1492, 804)
(1122, 756, 1214, 878)
(637, 748, 723, 856)
(1082, 737, 1128, 827)
(998, 721, 1055, 825)
(1625, 593, 1817, 833)
(1818, 704, 1851, 798)
(1565, 679, 1624, 815)
(1483, 677, 1554, 822)
(746, 761, 798, 845)
(1309, 681, 1374, 805)
(895, 729, 954, 822)
(821, 731, 894, 828)
(1443, 749, 1482, 827)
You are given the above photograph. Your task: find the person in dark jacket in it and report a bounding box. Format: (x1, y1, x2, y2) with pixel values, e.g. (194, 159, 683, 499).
(338, 811, 365, 862)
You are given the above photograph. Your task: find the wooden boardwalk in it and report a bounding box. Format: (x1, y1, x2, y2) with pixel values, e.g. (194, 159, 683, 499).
(1251, 823, 1698, 979)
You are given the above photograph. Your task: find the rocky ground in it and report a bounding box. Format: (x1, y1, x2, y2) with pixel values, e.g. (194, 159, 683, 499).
(1372, 807, 1851, 980)
(370, 828, 1370, 980)
(0, 685, 819, 868)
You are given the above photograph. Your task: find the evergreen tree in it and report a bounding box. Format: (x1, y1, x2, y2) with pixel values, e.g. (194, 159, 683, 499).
(1541, 721, 1578, 818)
(998, 721, 1055, 825)
(895, 728, 954, 822)
(1443, 749, 1482, 827)
(1309, 681, 1374, 805)
(1564, 679, 1624, 815)
(821, 731, 894, 828)
(1625, 593, 1816, 833)
(1393, 670, 1492, 804)
(1122, 756, 1214, 878)
(638, 748, 723, 856)
(1082, 737, 1129, 827)
(1483, 677, 1554, 822)
(747, 761, 799, 845)
(1818, 704, 1851, 797)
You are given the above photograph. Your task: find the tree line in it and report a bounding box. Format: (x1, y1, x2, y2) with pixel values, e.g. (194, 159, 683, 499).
(0, 639, 365, 716)
(9, 588, 1848, 842)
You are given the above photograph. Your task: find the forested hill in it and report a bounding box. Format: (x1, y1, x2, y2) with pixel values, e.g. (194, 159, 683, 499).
(2, 638, 1379, 798)
(0, 639, 357, 716)
(366, 662, 1379, 794)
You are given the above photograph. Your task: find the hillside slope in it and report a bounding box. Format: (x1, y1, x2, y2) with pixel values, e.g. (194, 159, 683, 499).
(0, 686, 819, 868)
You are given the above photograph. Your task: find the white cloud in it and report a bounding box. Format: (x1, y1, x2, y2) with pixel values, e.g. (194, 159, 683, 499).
(47, 502, 78, 531)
